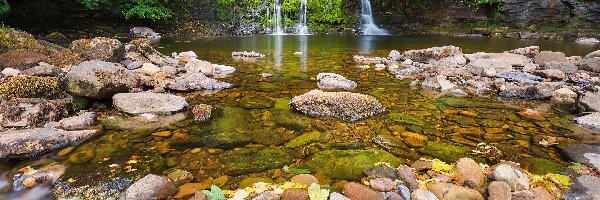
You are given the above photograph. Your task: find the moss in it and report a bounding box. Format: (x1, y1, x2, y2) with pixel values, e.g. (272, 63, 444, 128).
(285, 131, 321, 149)
(0, 25, 42, 54)
(72, 96, 90, 110)
(221, 148, 293, 176)
(238, 177, 273, 189)
(518, 158, 564, 175)
(0, 76, 63, 99)
(418, 141, 470, 163)
(307, 149, 402, 180)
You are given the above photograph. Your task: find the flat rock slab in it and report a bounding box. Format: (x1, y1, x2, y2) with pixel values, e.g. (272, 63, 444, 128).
(0, 128, 98, 159)
(113, 93, 188, 115)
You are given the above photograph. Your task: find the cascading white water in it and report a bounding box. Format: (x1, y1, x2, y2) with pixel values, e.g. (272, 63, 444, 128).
(272, 0, 285, 35)
(295, 0, 309, 35)
(360, 0, 389, 35)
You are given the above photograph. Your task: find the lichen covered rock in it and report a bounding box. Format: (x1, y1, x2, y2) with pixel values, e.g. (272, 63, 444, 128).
(66, 60, 138, 99)
(289, 90, 385, 121)
(0, 76, 63, 99)
(69, 37, 125, 62)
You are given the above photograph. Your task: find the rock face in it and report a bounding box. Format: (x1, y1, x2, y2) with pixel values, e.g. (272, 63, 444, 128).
(580, 57, 600, 73)
(422, 75, 456, 91)
(427, 182, 484, 200)
(0, 128, 98, 159)
(130, 27, 161, 38)
(575, 113, 600, 131)
(66, 60, 138, 99)
(69, 37, 125, 62)
(125, 174, 176, 200)
(113, 93, 188, 115)
(0, 98, 72, 128)
(57, 112, 96, 130)
(342, 182, 385, 200)
(0, 49, 48, 70)
(317, 73, 357, 90)
(289, 90, 385, 121)
(491, 164, 530, 191)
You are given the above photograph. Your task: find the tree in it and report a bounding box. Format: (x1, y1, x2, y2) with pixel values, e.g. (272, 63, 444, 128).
(78, 0, 189, 22)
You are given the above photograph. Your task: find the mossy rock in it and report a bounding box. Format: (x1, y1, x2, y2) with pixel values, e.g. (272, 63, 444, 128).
(306, 149, 402, 180)
(285, 131, 321, 148)
(203, 132, 252, 149)
(255, 82, 278, 92)
(221, 148, 293, 176)
(237, 96, 275, 109)
(274, 98, 291, 110)
(386, 113, 433, 128)
(0, 26, 44, 54)
(518, 158, 564, 175)
(418, 141, 470, 163)
(0, 76, 63, 99)
(272, 109, 314, 131)
(435, 96, 517, 111)
(248, 128, 285, 146)
(210, 107, 249, 133)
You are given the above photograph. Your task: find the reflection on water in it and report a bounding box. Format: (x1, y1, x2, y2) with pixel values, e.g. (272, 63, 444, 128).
(298, 35, 308, 71)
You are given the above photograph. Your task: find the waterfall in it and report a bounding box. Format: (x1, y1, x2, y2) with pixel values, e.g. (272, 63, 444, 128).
(295, 0, 309, 35)
(272, 0, 285, 35)
(360, 0, 389, 35)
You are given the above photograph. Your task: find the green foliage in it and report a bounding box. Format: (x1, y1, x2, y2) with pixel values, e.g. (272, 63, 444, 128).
(119, 0, 173, 21)
(0, 0, 9, 15)
(202, 185, 226, 200)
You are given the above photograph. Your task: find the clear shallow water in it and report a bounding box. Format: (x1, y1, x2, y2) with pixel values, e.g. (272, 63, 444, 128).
(1, 35, 599, 198)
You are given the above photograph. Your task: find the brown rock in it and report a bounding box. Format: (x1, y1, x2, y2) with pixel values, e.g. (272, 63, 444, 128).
(511, 190, 535, 200)
(281, 188, 309, 200)
(342, 182, 385, 200)
(401, 132, 429, 148)
(427, 182, 484, 200)
(411, 160, 433, 171)
(488, 181, 511, 200)
(0, 49, 48, 70)
(452, 158, 484, 188)
(291, 174, 319, 185)
(397, 165, 418, 190)
(173, 182, 212, 199)
(531, 187, 553, 200)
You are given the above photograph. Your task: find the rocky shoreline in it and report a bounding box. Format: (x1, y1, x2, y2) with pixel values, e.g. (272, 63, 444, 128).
(0, 25, 600, 199)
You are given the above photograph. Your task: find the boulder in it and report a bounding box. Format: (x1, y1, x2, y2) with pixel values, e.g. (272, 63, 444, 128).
(534, 51, 567, 66)
(130, 27, 161, 38)
(0, 49, 48, 70)
(22, 164, 65, 189)
(291, 174, 319, 185)
(166, 73, 233, 91)
(0, 98, 72, 128)
(57, 112, 96, 130)
(400, 46, 463, 64)
(427, 182, 484, 200)
(465, 52, 530, 73)
(580, 58, 600, 73)
(185, 59, 236, 77)
(66, 60, 138, 99)
(289, 90, 385, 121)
(388, 50, 401, 61)
(307, 150, 402, 180)
(504, 46, 539, 57)
(585, 50, 600, 59)
(533, 69, 565, 80)
(342, 182, 385, 200)
(575, 113, 600, 131)
(580, 87, 600, 112)
(113, 93, 188, 115)
(491, 164, 530, 191)
(0, 128, 98, 159)
(452, 158, 484, 188)
(69, 37, 125, 62)
(140, 63, 162, 76)
(421, 75, 456, 91)
(317, 73, 357, 90)
(488, 181, 511, 200)
(125, 174, 176, 200)
(552, 88, 576, 102)
(499, 82, 557, 100)
(281, 188, 309, 200)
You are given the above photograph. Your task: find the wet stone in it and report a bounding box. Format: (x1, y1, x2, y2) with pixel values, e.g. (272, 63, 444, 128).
(220, 148, 293, 176)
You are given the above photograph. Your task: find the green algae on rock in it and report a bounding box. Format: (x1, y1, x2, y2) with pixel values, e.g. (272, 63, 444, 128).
(285, 131, 321, 149)
(307, 149, 402, 180)
(221, 148, 293, 176)
(418, 141, 471, 163)
(518, 157, 564, 175)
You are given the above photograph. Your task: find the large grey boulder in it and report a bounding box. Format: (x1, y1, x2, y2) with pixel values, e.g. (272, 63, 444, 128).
(317, 73, 357, 90)
(125, 174, 176, 200)
(0, 128, 98, 159)
(499, 82, 557, 100)
(533, 51, 567, 66)
(113, 93, 188, 115)
(558, 144, 600, 173)
(66, 60, 138, 99)
(166, 73, 233, 91)
(69, 37, 125, 62)
(401, 46, 466, 66)
(580, 58, 600, 73)
(465, 52, 530, 73)
(289, 90, 385, 121)
(575, 113, 600, 131)
(563, 175, 600, 200)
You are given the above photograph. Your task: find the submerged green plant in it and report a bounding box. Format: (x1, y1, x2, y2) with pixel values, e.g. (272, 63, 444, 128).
(202, 185, 226, 200)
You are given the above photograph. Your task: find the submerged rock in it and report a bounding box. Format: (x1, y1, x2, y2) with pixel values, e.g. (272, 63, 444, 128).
(66, 60, 138, 99)
(0, 128, 98, 159)
(192, 104, 213, 122)
(220, 148, 293, 176)
(418, 142, 470, 163)
(232, 51, 265, 59)
(317, 73, 357, 90)
(113, 93, 188, 115)
(69, 37, 125, 62)
(307, 150, 402, 180)
(289, 90, 385, 121)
